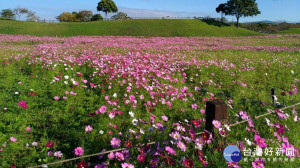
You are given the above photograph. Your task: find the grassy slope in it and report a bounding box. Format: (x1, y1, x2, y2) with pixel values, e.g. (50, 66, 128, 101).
(0, 19, 261, 37)
(278, 28, 300, 35)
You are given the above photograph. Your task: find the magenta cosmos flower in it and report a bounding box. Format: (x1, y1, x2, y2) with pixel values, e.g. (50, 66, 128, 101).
(165, 146, 177, 156)
(183, 158, 194, 168)
(98, 105, 107, 114)
(18, 101, 28, 109)
(110, 137, 121, 148)
(252, 158, 265, 168)
(254, 135, 267, 148)
(74, 147, 84, 156)
(46, 141, 54, 148)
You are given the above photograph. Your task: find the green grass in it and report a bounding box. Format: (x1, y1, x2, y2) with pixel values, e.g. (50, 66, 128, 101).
(0, 19, 262, 37)
(278, 28, 300, 35)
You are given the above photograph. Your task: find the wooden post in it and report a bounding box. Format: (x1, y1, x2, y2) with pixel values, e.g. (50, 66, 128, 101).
(271, 88, 275, 105)
(205, 101, 227, 134)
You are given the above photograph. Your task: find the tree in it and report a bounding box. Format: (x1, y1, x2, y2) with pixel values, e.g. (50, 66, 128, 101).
(97, 0, 118, 20)
(14, 7, 29, 20)
(216, 3, 228, 22)
(77, 10, 93, 22)
(1, 9, 15, 19)
(56, 12, 76, 22)
(26, 11, 40, 22)
(91, 14, 103, 21)
(111, 12, 131, 20)
(216, 0, 260, 28)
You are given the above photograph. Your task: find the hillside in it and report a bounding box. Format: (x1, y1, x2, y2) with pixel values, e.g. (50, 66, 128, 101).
(0, 19, 261, 37)
(278, 28, 300, 35)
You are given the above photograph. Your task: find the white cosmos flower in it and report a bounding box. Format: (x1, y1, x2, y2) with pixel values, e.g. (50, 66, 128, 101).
(129, 111, 134, 117)
(99, 130, 104, 134)
(64, 81, 68, 84)
(132, 119, 138, 125)
(64, 75, 69, 79)
(113, 93, 117, 98)
(224, 124, 231, 131)
(291, 70, 294, 74)
(265, 118, 270, 126)
(15, 92, 19, 95)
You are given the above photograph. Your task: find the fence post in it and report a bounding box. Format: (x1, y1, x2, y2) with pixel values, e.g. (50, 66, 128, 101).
(271, 88, 275, 105)
(205, 101, 227, 134)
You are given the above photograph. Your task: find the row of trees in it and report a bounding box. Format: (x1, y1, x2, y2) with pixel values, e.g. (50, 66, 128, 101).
(56, 0, 131, 22)
(56, 11, 130, 22)
(56, 10, 102, 22)
(0, 7, 40, 22)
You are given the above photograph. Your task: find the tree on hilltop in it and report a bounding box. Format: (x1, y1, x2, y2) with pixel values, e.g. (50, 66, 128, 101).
(111, 12, 131, 20)
(14, 7, 29, 20)
(77, 10, 93, 22)
(1, 9, 15, 20)
(97, 0, 118, 20)
(216, 0, 260, 28)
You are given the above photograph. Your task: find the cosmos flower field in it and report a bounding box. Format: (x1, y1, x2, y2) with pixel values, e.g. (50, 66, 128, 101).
(0, 34, 299, 168)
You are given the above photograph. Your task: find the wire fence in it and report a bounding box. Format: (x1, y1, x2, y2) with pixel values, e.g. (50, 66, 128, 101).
(27, 101, 300, 168)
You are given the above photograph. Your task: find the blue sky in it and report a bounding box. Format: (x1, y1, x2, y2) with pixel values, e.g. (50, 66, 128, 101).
(0, 0, 299, 22)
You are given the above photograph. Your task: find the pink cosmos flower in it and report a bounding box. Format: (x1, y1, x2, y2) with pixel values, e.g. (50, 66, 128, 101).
(129, 95, 135, 102)
(200, 109, 205, 114)
(161, 115, 168, 122)
(192, 104, 198, 109)
(110, 137, 121, 148)
(177, 141, 187, 152)
(54, 96, 59, 101)
(115, 152, 125, 161)
(107, 152, 115, 159)
(121, 163, 134, 168)
(54, 151, 63, 158)
(74, 147, 84, 156)
(212, 120, 221, 129)
(139, 95, 144, 99)
(85, 125, 93, 132)
(18, 101, 28, 109)
(254, 135, 267, 148)
(165, 146, 177, 156)
(26, 127, 31, 132)
(98, 105, 107, 114)
(10, 137, 17, 142)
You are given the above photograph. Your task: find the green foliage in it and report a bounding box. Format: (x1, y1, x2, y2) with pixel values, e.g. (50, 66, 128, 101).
(13, 7, 29, 20)
(77, 10, 93, 22)
(111, 12, 131, 20)
(216, 0, 261, 27)
(56, 12, 77, 22)
(1, 9, 15, 20)
(26, 11, 40, 22)
(90, 14, 103, 21)
(0, 19, 261, 37)
(97, 0, 118, 19)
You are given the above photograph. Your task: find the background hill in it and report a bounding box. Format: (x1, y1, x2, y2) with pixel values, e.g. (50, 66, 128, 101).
(0, 19, 262, 37)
